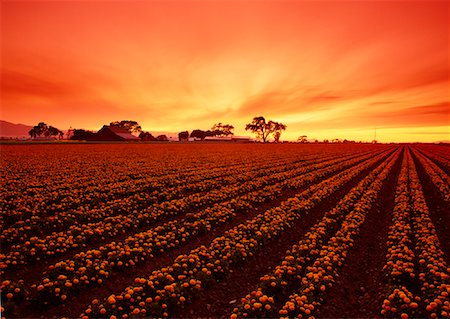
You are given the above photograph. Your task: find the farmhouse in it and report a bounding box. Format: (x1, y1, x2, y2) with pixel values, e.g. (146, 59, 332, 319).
(93, 125, 140, 141)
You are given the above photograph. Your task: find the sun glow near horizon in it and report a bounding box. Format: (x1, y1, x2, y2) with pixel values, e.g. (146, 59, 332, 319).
(1, 0, 449, 143)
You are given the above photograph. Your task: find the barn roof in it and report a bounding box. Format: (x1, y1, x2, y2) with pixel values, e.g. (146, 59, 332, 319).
(98, 125, 140, 140)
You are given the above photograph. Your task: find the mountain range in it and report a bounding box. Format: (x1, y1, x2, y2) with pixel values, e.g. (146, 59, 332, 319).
(0, 120, 33, 138)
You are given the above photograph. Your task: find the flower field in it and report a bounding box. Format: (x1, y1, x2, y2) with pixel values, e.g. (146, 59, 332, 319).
(1, 143, 449, 319)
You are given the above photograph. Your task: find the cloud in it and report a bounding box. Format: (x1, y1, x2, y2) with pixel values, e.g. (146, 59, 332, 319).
(1, 69, 77, 99)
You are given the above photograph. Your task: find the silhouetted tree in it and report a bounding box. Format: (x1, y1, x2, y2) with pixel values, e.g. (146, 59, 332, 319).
(29, 122, 63, 139)
(178, 131, 189, 141)
(110, 120, 142, 134)
(245, 116, 286, 143)
(211, 123, 234, 136)
(190, 129, 207, 140)
(156, 134, 168, 141)
(139, 131, 156, 141)
(298, 135, 308, 143)
(28, 128, 37, 139)
(71, 129, 96, 141)
(48, 126, 63, 139)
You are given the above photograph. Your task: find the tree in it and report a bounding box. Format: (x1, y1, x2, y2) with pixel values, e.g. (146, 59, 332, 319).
(28, 128, 36, 139)
(29, 122, 47, 138)
(211, 123, 234, 136)
(71, 129, 96, 141)
(245, 116, 286, 143)
(48, 126, 64, 139)
(110, 120, 142, 134)
(28, 122, 63, 139)
(297, 135, 308, 143)
(139, 131, 156, 141)
(178, 131, 189, 141)
(156, 134, 168, 141)
(190, 129, 207, 140)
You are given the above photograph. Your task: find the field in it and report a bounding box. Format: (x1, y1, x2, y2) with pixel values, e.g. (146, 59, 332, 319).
(1, 143, 449, 319)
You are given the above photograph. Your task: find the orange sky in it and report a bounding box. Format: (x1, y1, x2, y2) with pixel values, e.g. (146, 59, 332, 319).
(1, 0, 449, 142)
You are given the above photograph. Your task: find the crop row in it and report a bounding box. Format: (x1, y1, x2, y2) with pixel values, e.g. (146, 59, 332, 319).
(12, 147, 388, 311)
(230, 148, 399, 318)
(77, 148, 394, 318)
(411, 147, 449, 204)
(413, 145, 450, 173)
(1, 148, 381, 276)
(1, 151, 332, 249)
(380, 148, 449, 319)
(1, 147, 310, 229)
(407, 149, 449, 318)
(380, 153, 420, 319)
(1, 150, 306, 235)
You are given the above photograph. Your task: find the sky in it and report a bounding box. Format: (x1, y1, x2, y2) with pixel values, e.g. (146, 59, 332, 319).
(1, 0, 449, 142)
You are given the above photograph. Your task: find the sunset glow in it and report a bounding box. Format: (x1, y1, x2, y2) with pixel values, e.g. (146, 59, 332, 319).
(1, 0, 449, 142)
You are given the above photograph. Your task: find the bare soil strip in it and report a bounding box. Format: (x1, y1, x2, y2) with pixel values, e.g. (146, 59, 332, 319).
(171, 152, 394, 319)
(316, 149, 403, 319)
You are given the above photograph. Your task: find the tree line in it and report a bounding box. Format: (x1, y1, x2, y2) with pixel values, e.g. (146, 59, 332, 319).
(27, 116, 288, 142)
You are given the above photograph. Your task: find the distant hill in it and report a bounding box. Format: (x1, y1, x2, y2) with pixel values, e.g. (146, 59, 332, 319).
(0, 120, 33, 138)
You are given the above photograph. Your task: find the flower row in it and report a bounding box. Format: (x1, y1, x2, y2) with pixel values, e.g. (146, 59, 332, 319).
(1, 149, 375, 276)
(407, 150, 449, 319)
(231, 148, 400, 318)
(78, 148, 394, 318)
(381, 152, 422, 319)
(411, 147, 449, 204)
(1, 147, 239, 224)
(381, 149, 449, 319)
(28, 148, 381, 307)
(2, 151, 300, 245)
(412, 145, 450, 174)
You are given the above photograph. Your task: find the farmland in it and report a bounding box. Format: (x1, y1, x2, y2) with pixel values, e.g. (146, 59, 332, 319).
(0, 143, 449, 318)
